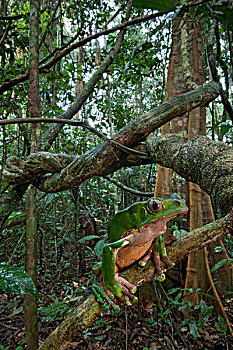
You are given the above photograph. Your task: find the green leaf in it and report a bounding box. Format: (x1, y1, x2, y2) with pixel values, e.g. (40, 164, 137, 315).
(212, 5, 233, 31)
(200, 299, 208, 313)
(217, 315, 228, 331)
(177, 318, 190, 331)
(189, 320, 199, 340)
(133, 0, 175, 12)
(94, 239, 106, 258)
(77, 235, 100, 244)
(8, 211, 25, 225)
(0, 263, 39, 296)
(214, 246, 224, 253)
(167, 287, 181, 295)
(210, 259, 228, 273)
(220, 122, 232, 136)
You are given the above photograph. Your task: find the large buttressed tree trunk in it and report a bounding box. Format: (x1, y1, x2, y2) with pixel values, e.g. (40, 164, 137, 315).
(153, 14, 232, 318)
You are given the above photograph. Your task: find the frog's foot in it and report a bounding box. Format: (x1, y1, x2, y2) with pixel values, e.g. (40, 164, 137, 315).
(115, 275, 138, 305)
(92, 282, 120, 314)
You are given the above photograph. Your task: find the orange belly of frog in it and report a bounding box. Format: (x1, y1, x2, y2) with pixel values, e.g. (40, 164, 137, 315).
(115, 240, 152, 269)
(115, 217, 168, 270)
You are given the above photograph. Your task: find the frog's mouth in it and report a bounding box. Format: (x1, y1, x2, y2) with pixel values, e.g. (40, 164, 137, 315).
(139, 208, 188, 241)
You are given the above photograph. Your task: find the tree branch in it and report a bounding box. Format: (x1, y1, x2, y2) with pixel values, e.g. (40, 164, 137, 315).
(3, 81, 221, 193)
(0, 118, 148, 157)
(37, 0, 134, 151)
(1, 81, 219, 191)
(146, 134, 233, 215)
(103, 175, 154, 197)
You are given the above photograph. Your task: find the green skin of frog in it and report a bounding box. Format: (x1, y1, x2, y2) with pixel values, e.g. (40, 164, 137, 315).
(92, 193, 188, 313)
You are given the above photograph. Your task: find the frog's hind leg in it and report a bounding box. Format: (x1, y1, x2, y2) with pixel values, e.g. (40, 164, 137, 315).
(102, 245, 124, 299)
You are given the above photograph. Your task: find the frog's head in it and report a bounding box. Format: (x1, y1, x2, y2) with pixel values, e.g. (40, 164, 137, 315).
(140, 193, 188, 226)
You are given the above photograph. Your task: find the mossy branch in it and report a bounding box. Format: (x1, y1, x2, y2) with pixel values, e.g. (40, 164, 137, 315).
(146, 134, 233, 215)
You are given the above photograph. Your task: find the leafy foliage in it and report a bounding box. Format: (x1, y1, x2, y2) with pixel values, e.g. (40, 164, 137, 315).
(0, 263, 39, 296)
(133, 0, 175, 12)
(196, 4, 233, 31)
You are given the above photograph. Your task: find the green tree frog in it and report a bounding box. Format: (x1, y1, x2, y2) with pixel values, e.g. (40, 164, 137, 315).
(92, 193, 188, 312)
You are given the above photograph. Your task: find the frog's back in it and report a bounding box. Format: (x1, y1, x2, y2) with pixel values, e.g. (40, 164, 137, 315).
(108, 202, 145, 242)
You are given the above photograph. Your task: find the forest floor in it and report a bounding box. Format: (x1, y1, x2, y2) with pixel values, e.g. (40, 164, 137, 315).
(1, 271, 233, 350)
(0, 258, 233, 350)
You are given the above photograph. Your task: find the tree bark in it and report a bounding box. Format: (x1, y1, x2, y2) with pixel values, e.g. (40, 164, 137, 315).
(38, 214, 230, 350)
(24, 185, 39, 350)
(146, 134, 233, 215)
(23, 0, 40, 348)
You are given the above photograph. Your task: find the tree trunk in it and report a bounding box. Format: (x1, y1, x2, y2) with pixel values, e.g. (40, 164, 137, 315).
(146, 134, 233, 217)
(24, 185, 39, 350)
(152, 15, 232, 322)
(23, 0, 41, 348)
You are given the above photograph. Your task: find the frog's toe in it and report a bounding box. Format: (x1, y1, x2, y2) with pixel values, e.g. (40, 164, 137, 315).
(161, 256, 174, 268)
(116, 275, 137, 294)
(156, 273, 166, 282)
(112, 305, 121, 314)
(115, 275, 138, 303)
(138, 248, 153, 267)
(121, 285, 137, 300)
(92, 282, 119, 311)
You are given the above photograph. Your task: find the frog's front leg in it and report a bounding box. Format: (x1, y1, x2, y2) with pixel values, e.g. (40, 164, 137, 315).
(153, 235, 175, 281)
(139, 235, 174, 281)
(155, 235, 174, 267)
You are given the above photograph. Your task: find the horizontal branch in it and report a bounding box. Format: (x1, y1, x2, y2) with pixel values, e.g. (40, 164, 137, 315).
(0, 117, 148, 157)
(3, 81, 221, 193)
(0, 15, 24, 20)
(38, 214, 229, 350)
(104, 175, 154, 196)
(0, 117, 110, 139)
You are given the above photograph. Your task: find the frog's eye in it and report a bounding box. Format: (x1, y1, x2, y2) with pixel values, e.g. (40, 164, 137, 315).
(148, 199, 163, 213)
